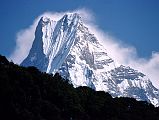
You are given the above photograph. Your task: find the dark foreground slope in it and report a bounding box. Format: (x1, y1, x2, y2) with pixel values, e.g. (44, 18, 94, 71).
(0, 55, 159, 120)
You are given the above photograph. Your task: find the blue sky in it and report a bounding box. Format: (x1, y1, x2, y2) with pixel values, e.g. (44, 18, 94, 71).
(0, 0, 159, 58)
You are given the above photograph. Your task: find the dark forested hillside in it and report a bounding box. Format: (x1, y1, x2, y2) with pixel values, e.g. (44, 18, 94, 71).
(0, 55, 159, 120)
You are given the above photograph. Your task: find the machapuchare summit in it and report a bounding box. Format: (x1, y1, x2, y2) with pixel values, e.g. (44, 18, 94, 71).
(21, 13, 159, 107)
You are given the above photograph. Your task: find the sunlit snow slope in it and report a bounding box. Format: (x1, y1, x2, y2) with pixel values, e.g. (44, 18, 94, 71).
(21, 13, 159, 106)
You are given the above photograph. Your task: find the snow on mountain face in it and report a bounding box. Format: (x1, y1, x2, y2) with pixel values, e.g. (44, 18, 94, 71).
(21, 13, 159, 106)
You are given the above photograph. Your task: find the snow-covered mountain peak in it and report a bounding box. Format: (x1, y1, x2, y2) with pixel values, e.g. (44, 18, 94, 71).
(39, 12, 81, 30)
(41, 16, 50, 23)
(21, 13, 159, 107)
(62, 13, 81, 21)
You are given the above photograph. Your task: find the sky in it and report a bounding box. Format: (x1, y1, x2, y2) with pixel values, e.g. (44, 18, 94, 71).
(0, 0, 159, 88)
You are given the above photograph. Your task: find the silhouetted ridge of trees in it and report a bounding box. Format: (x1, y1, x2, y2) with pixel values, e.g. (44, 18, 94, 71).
(0, 54, 159, 120)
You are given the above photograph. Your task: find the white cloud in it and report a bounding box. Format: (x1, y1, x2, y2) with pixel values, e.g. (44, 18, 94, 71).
(9, 9, 159, 89)
(9, 22, 36, 64)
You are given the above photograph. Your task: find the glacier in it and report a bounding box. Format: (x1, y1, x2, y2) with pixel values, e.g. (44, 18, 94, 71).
(21, 13, 159, 106)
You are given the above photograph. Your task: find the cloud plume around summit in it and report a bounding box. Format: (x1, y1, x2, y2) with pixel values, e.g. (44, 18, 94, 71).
(9, 9, 159, 89)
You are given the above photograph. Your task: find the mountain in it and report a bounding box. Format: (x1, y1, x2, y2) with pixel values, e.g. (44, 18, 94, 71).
(21, 13, 159, 106)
